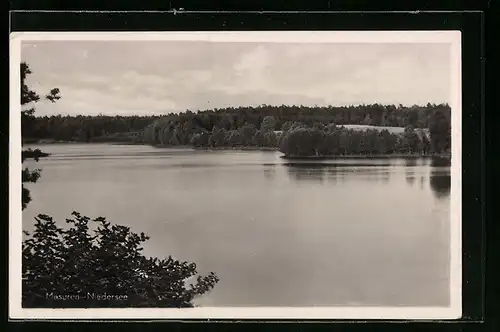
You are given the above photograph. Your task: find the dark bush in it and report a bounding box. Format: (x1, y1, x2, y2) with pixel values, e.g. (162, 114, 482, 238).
(22, 212, 219, 308)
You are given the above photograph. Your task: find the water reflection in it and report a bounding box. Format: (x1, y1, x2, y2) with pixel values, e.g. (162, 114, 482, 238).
(284, 164, 326, 184)
(429, 172, 451, 199)
(431, 157, 451, 167)
(380, 170, 390, 183)
(263, 165, 277, 180)
(281, 163, 391, 185)
(405, 159, 417, 186)
(405, 159, 418, 167)
(277, 159, 451, 201)
(429, 157, 451, 199)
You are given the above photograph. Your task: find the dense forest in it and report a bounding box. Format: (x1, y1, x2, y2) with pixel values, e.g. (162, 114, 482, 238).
(278, 121, 449, 157)
(22, 103, 451, 157)
(140, 104, 451, 157)
(22, 114, 159, 143)
(22, 104, 450, 142)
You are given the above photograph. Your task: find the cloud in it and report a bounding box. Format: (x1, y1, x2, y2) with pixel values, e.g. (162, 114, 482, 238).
(20, 41, 451, 116)
(234, 45, 271, 72)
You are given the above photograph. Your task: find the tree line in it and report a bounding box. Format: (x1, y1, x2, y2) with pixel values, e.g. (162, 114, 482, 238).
(22, 103, 451, 145)
(22, 114, 159, 143)
(151, 103, 450, 131)
(278, 121, 449, 157)
(140, 108, 451, 157)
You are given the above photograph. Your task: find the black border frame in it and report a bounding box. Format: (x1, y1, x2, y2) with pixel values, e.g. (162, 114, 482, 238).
(5, 3, 493, 331)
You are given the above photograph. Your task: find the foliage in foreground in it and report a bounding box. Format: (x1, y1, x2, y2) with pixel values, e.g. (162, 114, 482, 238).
(22, 212, 219, 308)
(21, 62, 60, 209)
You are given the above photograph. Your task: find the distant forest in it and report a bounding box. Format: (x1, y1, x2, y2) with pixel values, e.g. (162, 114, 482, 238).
(22, 114, 158, 143)
(22, 103, 451, 157)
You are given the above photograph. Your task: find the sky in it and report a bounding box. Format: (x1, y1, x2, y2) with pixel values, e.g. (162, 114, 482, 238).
(20, 41, 451, 116)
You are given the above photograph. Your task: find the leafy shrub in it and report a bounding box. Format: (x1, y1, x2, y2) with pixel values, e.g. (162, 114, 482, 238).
(22, 212, 219, 308)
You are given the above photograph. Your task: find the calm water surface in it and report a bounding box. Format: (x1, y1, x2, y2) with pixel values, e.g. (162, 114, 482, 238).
(23, 144, 451, 307)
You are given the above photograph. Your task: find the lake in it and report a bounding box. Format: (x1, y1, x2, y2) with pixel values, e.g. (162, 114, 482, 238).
(22, 143, 451, 307)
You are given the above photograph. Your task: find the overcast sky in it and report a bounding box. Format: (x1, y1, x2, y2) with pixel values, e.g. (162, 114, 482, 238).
(21, 41, 451, 116)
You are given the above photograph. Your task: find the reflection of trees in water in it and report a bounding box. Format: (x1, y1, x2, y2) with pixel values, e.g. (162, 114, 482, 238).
(263, 165, 277, 180)
(429, 172, 451, 199)
(274, 160, 451, 200)
(404, 158, 417, 186)
(380, 170, 390, 182)
(281, 163, 391, 184)
(404, 158, 418, 167)
(429, 157, 451, 199)
(431, 156, 451, 167)
(284, 165, 326, 184)
(400, 157, 450, 193)
(405, 171, 415, 185)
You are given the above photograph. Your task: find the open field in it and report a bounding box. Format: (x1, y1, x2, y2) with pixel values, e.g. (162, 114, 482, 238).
(342, 124, 429, 136)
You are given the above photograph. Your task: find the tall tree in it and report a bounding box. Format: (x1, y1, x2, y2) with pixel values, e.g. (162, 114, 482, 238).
(260, 116, 277, 132)
(428, 110, 451, 154)
(239, 124, 257, 146)
(362, 114, 373, 126)
(21, 62, 61, 209)
(402, 126, 421, 154)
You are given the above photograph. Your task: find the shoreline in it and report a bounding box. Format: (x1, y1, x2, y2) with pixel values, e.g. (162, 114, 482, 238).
(281, 154, 451, 160)
(22, 141, 451, 160)
(151, 144, 277, 152)
(23, 139, 144, 145)
(152, 145, 450, 159)
(23, 139, 79, 144)
(195, 146, 277, 152)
